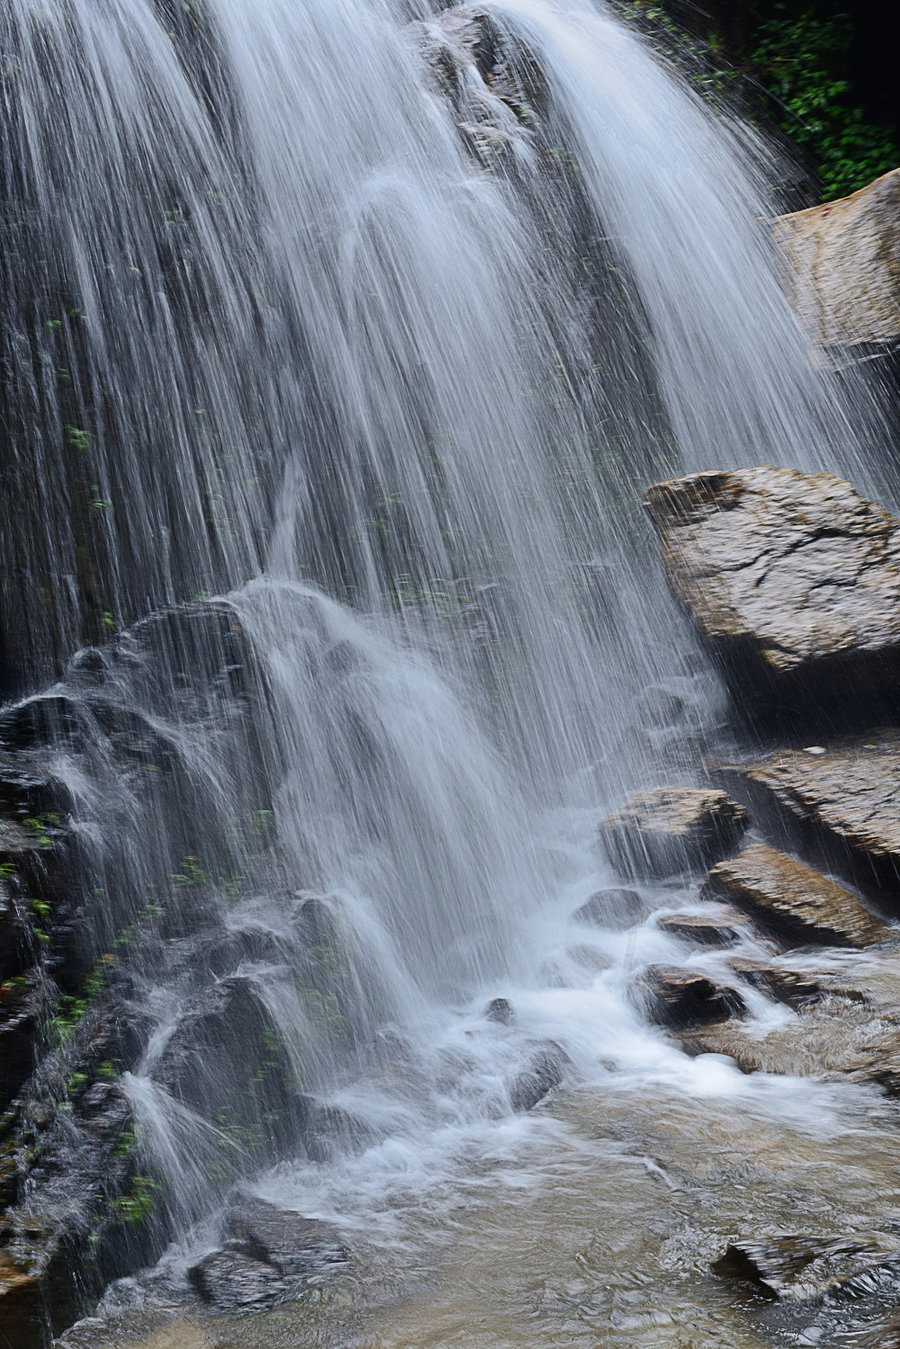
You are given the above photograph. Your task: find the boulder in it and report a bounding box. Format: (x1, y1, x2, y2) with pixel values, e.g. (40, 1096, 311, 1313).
(704, 843, 888, 947)
(642, 965, 745, 1030)
(571, 887, 644, 928)
(657, 907, 749, 946)
(509, 1042, 569, 1112)
(715, 732, 900, 900)
(189, 1196, 348, 1311)
(600, 787, 747, 878)
(484, 997, 515, 1025)
(712, 1232, 900, 1301)
(772, 167, 900, 352)
(643, 467, 900, 719)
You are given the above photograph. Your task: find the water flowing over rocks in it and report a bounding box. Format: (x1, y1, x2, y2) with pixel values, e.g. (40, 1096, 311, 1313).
(773, 167, 900, 354)
(644, 467, 900, 722)
(642, 965, 746, 1029)
(600, 786, 748, 878)
(704, 843, 888, 947)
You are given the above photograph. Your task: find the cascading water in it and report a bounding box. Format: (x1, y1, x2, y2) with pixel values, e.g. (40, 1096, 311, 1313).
(0, 0, 895, 1338)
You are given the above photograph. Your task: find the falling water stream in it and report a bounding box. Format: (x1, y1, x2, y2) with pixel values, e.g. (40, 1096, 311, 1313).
(1, 0, 898, 1344)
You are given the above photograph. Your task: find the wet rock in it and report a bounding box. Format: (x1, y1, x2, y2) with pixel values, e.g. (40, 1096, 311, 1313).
(600, 787, 748, 879)
(190, 1196, 349, 1311)
(484, 997, 515, 1025)
(657, 907, 749, 946)
(0, 975, 50, 1109)
(726, 958, 824, 1008)
(155, 976, 300, 1163)
(416, 8, 545, 171)
(572, 887, 644, 928)
(295, 1096, 375, 1162)
(643, 965, 745, 1030)
(224, 1195, 348, 1277)
(712, 1232, 900, 1301)
(644, 467, 900, 719)
(704, 843, 888, 947)
(772, 167, 900, 352)
(509, 1042, 569, 1112)
(189, 1249, 290, 1311)
(715, 732, 900, 900)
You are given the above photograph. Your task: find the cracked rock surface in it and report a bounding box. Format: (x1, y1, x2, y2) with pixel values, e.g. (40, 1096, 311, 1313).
(715, 731, 900, 896)
(705, 842, 888, 948)
(643, 467, 900, 714)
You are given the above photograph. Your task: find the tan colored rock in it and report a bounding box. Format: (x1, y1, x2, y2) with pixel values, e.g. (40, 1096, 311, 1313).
(772, 167, 900, 350)
(726, 957, 824, 1008)
(642, 964, 745, 1029)
(705, 843, 887, 948)
(600, 786, 747, 878)
(716, 731, 900, 895)
(657, 908, 750, 946)
(644, 467, 900, 713)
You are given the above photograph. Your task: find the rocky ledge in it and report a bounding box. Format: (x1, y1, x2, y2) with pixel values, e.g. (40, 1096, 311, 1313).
(643, 466, 900, 723)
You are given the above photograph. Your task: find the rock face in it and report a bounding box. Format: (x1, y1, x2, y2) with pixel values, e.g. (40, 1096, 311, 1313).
(772, 167, 900, 352)
(643, 467, 900, 718)
(643, 965, 745, 1029)
(705, 843, 888, 947)
(600, 787, 748, 878)
(712, 1232, 900, 1301)
(715, 732, 900, 899)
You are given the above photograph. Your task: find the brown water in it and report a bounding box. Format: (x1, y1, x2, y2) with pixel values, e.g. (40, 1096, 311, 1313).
(67, 1077, 900, 1349)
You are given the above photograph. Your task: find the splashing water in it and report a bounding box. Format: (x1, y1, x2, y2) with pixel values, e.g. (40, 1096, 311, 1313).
(0, 0, 893, 1301)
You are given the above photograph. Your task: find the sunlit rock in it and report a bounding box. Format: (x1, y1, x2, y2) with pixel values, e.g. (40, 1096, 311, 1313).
(715, 731, 900, 900)
(705, 843, 888, 947)
(645, 467, 900, 721)
(773, 166, 900, 353)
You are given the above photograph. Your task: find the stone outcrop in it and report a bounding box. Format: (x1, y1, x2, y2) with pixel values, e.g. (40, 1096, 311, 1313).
(189, 1196, 349, 1312)
(508, 1042, 570, 1112)
(725, 958, 825, 1009)
(773, 167, 900, 353)
(642, 965, 745, 1029)
(600, 787, 747, 878)
(643, 467, 900, 719)
(715, 732, 900, 900)
(704, 843, 888, 947)
(657, 907, 749, 946)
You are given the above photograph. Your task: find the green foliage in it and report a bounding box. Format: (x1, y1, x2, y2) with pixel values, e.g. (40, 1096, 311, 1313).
(109, 1175, 160, 1226)
(751, 8, 897, 199)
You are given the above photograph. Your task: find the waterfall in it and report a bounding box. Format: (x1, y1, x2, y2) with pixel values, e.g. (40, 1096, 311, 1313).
(0, 0, 887, 1262)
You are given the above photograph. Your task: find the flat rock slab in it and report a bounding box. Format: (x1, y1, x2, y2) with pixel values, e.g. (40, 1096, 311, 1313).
(643, 467, 900, 716)
(726, 958, 824, 1008)
(643, 964, 745, 1030)
(600, 787, 747, 878)
(713, 1232, 900, 1301)
(716, 733, 900, 898)
(704, 842, 888, 948)
(657, 907, 750, 947)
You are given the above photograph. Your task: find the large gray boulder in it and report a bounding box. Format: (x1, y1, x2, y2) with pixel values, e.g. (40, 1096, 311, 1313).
(772, 166, 900, 352)
(644, 466, 900, 718)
